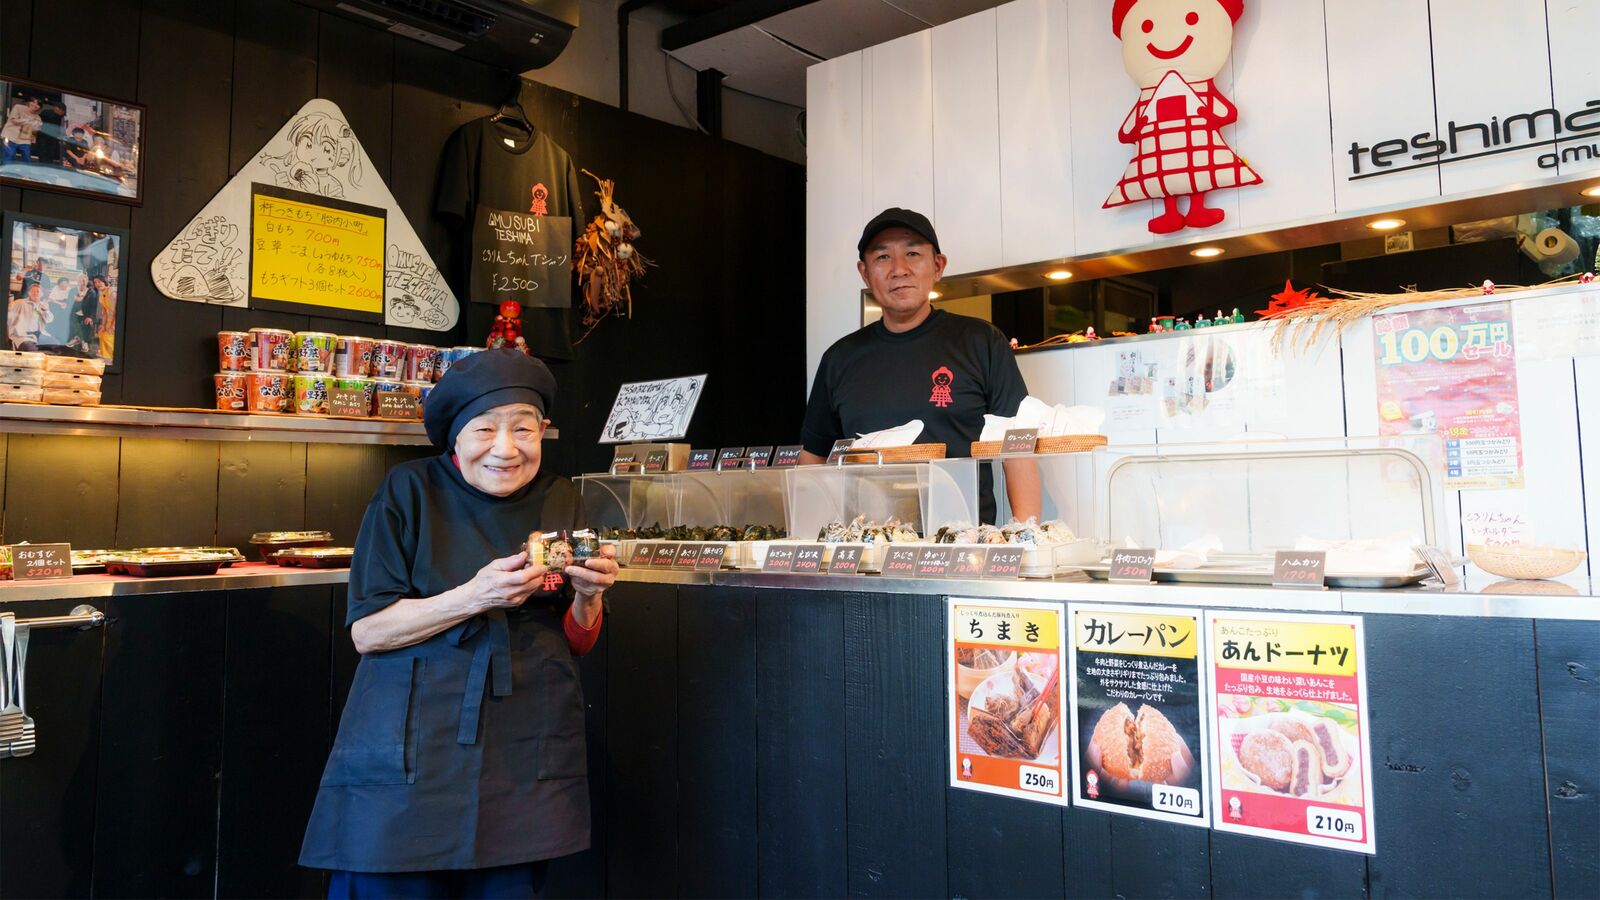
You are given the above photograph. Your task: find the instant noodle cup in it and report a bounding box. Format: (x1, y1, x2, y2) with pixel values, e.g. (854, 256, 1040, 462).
(214, 372, 248, 411)
(293, 331, 337, 375)
(335, 376, 376, 415)
(404, 344, 440, 382)
(415, 381, 435, 409)
(247, 371, 291, 413)
(218, 331, 251, 372)
(335, 335, 374, 377)
(293, 373, 332, 415)
(372, 339, 406, 380)
(249, 327, 295, 372)
(436, 346, 480, 380)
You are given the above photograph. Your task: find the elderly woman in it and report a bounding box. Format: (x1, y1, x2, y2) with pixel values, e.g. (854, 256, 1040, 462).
(300, 350, 617, 898)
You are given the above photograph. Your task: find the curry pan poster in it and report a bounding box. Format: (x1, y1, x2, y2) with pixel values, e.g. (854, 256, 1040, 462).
(947, 598, 1068, 805)
(1204, 611, 1376, 854)
(1067, 603, 1209, 826)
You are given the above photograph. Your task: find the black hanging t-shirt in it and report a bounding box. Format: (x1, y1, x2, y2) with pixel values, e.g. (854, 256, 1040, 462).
(436, 118, 585, 360)
(800, 309, 1029, 523)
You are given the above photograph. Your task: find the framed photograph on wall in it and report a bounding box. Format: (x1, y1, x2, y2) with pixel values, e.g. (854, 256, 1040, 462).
(0, 76, 145, 205)
(1, 212, 129, 372)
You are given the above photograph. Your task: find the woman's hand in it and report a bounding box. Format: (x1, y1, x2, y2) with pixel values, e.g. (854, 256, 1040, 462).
(469, 550, 548, 612)
(566, 545, 618, 599)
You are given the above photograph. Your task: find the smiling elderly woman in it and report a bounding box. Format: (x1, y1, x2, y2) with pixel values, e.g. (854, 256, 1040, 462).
(299, 350, 617, 899)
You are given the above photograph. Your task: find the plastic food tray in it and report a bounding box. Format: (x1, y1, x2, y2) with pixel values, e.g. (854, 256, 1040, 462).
(105, 554, 229, 577)
(275, 547, 356, 568)
(250, 531, 335, 562)
(44, 355, 107, 375)
(134, 546, 246, 567)
(1079, 560, 1433, 589)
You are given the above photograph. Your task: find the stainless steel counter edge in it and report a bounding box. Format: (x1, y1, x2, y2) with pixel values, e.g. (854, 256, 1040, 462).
(4, 565, 1594, 621)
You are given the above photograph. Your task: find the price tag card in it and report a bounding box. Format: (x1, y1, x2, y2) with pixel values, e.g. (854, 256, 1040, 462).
(328, 388, 369, 418)
(694, 543, 727, 571)
(628, 543, 655, 567)
(825, 438, 856, 465)
(951, 548, 986, 578)
(687, 449, 716, 471)
(673, 544, 702, 569)
(792, 544, 825, 574)
(1109, 549, 1156, 583)
(883, 546, 919, 577)
(650, 544, 679, 568)
(763, 545, 797, 573)
(746, 446, 774, 467)
(1273, 550, 1326, 589)
(11, 543, 72, 580)
(983, 547, 1025, 578)
(915, 546, 954, 577)
(612, 449, 638, 465)
(644, 450, 670, 473)
(827, 544, 863, 575)
(773, 445, 805, 468)
(717, 447, 747, 468)
(1413, 545, 1462, 588)
(1002, 428, 1040, 454)
(376, 392, 420, 420)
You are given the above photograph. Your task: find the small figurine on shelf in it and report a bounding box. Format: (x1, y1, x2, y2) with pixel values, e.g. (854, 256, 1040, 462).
(1085, 326, 1098, 340)
(1194, 312, 1212, 328)
(1149, 317, 1165, 333)
(487, 299, 529, 354)
(1174, 317, 1192, 331)
(1230, 307, 1245, 323)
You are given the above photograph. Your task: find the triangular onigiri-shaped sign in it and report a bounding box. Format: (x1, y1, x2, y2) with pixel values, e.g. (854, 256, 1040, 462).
(151, 98, 458, 330)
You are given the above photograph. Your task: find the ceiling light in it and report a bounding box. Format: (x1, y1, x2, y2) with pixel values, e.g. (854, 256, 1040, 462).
(1190, 247, 1224, 258)
(1367, 218, 1406, 231)
(928, 290, 941, 300)
(1583, 184, 1600, 198)
(1045, 269, 1073, 280)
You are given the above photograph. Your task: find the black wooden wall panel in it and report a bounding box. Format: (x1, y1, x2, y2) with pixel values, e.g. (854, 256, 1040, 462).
(1061, 810, 1115, 899)
(2, 434, 120, 547)
(946, 790, 1066, 900)
(114, 437, 220, 548)
(1, 0, 32, 72)
(1107, 817, 1212, 899)
(91, 590, 228, 897)
(604, 580, 680, 897)
(1364, 614, 1550, 899)
(843, 590, 948, 899)
(756, 586, 848, 899)
(1208, 831, 1369, 899)
(1533, 619, 1600, 900)
(0, 596, 106, 900)
(316, 12, 393, 182)
(544, 605, 610, 899)
(215, 586, 334, 899)
(677, 584, 758, 898)
(304, 443, 386, 545)
(216, 441, 308, 553)
(230, 0, 319, 180)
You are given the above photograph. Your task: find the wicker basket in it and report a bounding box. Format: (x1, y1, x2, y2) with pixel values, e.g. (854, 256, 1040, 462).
(1466, 544, 1587, 580)
(838, 442, 946, 463)
(970, 434, 1108, 457)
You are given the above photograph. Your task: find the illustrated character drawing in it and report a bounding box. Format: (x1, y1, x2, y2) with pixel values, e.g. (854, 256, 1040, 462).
(157, 215, 244, 303)
(1103, 0, 1260, 234)
(261, 111, 362, 198)
(930, 366, 954, 408)
(529, 183, 549, 216)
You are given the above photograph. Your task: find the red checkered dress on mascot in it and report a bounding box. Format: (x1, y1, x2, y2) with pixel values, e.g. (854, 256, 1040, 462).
(1103, 72, 1260, 212)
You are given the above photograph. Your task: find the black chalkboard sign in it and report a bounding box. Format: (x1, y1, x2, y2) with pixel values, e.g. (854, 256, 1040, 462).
(470, 206, 573, 309)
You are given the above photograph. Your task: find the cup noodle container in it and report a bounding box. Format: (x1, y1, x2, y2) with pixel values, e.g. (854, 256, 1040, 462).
(436, 346, 482, 381)
(294, 373, 332, 415)
(372, 340, 406, 380)
(250, 328, 295, 372)
(336, 376, 376, 416)
(218, 331, 251, 372)
(405, 344, 440, 382)
(248, 371, 292, 413)
(294, 331, 337, 375)
(335, 336, 374, 377)
(214, 372, 248, 411)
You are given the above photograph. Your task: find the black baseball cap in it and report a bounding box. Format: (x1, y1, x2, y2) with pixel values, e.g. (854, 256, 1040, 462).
(857, 207, 941, 258)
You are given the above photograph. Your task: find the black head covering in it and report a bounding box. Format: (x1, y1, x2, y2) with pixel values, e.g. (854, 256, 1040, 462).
(857, 207, 941, 258)
(423, 348, 556, 450)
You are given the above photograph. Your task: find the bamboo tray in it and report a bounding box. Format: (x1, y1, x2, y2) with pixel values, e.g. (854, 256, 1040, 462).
(838, 443, 946, 463)
(970, 434, 1107, 457)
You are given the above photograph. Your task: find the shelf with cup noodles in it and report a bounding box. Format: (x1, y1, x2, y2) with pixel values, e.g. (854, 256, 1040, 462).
(0, 350, 106, 405)
(214, 329, 484, 420)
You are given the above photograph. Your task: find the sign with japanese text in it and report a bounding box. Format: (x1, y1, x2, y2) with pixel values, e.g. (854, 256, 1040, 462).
(643, 450, 669, 473)
(762, 545, 796, 573)
(375, 392, 419, 420)
(950, 547, 986, 578)
(693, 543, 727, 571)
(1067, 604, 1209, 826)
(982, 547, 1024, 579)
(10, 543, 71, 580)
(1373, 302, 1522, 489)
(599, 375, 707, 444)
(1109, 549, 1156, 583)
(746, 446, 774, 467)
(687, 449, 716, 471)
(1204, 612, 1375, 854)
(1002, 428, 1039, 454)
(250, 184, 386, 322)
(791, 544, 824, 574)
(773, 445, 804, 468)
(825, 438, 855, 465)
(914, 547, 954, 578)
(949, 598, 1069, 806)
(328, 388, 369, 418)
(827, 545, 863, 575)
(672, 544, 701, 570)
(650, 544, 678, 569)
(883, 546, 918, 577)
(627, 543, 654, 567)
(469, 205, 572, 309)
(1272, 551, 1326, 589)
(717, 447, 747, 468)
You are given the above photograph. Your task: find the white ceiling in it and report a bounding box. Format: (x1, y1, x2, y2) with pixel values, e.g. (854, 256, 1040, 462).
(666, 0, 1003, 108)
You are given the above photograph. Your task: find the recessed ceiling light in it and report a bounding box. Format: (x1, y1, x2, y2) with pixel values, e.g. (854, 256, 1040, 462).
(1367, 218, 1406, 231)
(1190, 247, 1224, 258)
(1045, 269, 1073, 280)
(1583, 184, 1600, 198)
(928, 290, 942, 300)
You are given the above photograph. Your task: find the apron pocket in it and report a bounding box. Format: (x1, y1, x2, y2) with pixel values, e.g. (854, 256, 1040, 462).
(322, 656, 421, 786)
(536, 657, 588, 780)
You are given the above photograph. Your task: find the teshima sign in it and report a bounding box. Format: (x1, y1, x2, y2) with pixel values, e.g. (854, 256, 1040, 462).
(1345, 98, 1600, 179)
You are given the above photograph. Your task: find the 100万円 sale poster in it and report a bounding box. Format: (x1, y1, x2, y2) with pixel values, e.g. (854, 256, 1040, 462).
(948, 598, 1068, 805)
(1205, 611, 1376, 854)
(1068, 604, 1209, 826)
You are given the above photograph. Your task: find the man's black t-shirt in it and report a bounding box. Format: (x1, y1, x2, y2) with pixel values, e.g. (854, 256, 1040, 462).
(801, 309, 1028, 523)
(436, 118, 585, 360)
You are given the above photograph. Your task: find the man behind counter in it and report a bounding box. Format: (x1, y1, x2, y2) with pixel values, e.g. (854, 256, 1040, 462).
(800, 208, 1041, 524)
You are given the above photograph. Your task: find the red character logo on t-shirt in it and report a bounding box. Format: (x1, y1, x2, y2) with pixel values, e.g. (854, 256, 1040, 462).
(530, 183, 549, 216)
(930, 366, 954, 408)
(543, 570, 565, 592)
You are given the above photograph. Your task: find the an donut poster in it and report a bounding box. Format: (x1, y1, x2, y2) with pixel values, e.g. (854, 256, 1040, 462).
(1204, 611, 1376, 853)
(1067, 604, 1209, 826)
(947, 598, 1069, 806)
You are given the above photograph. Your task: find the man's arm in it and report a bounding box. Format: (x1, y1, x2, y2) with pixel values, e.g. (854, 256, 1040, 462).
(1003, 458, 1043, 523)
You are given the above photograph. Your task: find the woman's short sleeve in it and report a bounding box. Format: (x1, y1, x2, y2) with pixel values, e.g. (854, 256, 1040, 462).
(346, 491, 416, 627)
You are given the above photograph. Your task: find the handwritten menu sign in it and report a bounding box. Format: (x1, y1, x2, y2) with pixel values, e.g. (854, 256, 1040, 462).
(1273, 550, 1326, 589)
(694, 544, 727, 571)
(687, 449, 716, 471)
(983, 547, 1025, 578)
(773, 446, 804, 468)
(250, 184, 386, 322)
(650, 544, 679, 568)
(746, 446, 774, 467)
(329, 388, 369, 418)
(469, 205, 572, 309)
(600, 375, 707, 444)
(763, 545, 797, 573)
(883, 546, 918, 577)
(644, 450, 669, 473)
(951, 548, 986, 578)
(1002, 428, 1040, 454)
(10, 543, 71, 580)
(827, 545, 863, 574)
(376, 392, 420, 420)
(628, 543, 655, 567)
(673, 544, 701, 569)
(717, 448, 746, 469)
(792, 544, 825, 574)
(915, 547, 954, 577)
(826, 438, 856, 464)
(1109, 549, 1156, 583)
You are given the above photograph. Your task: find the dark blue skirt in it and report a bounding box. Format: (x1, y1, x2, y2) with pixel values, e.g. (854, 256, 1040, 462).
(327, 861, 547, 899)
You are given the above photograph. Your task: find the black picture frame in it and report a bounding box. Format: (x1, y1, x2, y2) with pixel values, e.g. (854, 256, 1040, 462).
(0, 75, 146, 206)
(1, 212, 130, 373)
